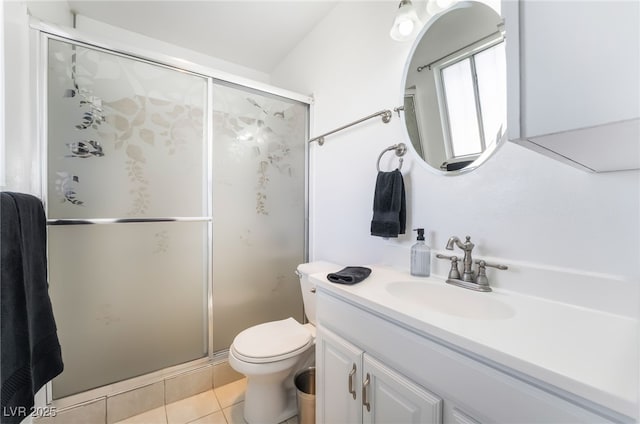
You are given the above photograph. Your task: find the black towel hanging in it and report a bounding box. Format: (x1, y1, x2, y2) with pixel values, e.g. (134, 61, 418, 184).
(370, 168, 406, 238)
(371, 143, 407, 238)
(1, 192, 64, 424)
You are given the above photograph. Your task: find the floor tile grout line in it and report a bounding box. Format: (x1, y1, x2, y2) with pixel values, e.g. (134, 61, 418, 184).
(114, 379, 247, 424)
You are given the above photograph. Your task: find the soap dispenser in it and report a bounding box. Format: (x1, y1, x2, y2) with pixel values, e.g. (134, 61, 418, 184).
(411, 228, 431, 277)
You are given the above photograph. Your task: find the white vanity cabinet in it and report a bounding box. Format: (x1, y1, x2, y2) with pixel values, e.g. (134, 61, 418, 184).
(316, 326, 443, 424)
(505, 0, 640, 172)
(316, 287, 628, 423)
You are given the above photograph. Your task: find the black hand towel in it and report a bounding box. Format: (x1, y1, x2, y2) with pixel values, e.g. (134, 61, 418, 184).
(370, 169, 406, 238)
(327, 267, 372, 285)
(1, 192, 63, 424)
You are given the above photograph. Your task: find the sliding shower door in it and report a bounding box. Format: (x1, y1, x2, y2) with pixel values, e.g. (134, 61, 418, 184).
(211, 83, 307, 351)
(43, 32, 309, 401)
(46, 37, 210, 399)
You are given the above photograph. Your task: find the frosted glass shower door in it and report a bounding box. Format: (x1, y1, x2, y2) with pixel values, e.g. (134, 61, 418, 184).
(46, 38, 209, 399)
(211, 83, 308, 351)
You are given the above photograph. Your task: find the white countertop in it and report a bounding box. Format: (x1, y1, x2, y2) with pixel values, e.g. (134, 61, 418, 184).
(312, 265, 638, 418)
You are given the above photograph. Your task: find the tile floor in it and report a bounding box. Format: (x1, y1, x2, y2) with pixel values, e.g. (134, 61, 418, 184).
(114, 379, 299, 424)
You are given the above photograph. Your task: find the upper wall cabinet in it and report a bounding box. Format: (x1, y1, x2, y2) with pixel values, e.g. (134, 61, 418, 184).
(505, 0, 640, 172)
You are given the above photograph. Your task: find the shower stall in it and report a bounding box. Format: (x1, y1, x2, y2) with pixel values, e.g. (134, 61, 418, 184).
(39, 27, 309, 403)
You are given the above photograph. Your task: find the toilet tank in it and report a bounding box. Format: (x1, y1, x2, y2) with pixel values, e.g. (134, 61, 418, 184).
(296, 261, 339, 326)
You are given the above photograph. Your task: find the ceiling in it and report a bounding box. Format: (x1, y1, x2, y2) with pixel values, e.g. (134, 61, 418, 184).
(65, 1, 340, 74)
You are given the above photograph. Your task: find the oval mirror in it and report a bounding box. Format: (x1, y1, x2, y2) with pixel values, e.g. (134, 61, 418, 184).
(401, 1, 506, 174)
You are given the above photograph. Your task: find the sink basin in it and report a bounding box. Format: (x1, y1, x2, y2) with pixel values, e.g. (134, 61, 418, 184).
(386, 281, 515, 320)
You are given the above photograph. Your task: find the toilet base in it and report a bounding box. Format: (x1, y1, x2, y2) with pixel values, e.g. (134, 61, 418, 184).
(244, 385, 296, 424)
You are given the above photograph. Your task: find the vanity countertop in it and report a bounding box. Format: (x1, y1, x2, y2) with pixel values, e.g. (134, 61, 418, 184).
(311, 265, 638, 418)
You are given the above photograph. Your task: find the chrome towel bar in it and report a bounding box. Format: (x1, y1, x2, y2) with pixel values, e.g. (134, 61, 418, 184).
(308, 109, 393, 146)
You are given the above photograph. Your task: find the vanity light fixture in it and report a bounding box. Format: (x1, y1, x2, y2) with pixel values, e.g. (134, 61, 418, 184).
(390, 0, 423, 41)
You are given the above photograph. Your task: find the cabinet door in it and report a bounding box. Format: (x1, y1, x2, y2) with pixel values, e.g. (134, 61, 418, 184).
(363, 355, 442, 424)
(316, 327, 363, 424)
(516, 1, 638, 136)
(505, 0, 640, 172)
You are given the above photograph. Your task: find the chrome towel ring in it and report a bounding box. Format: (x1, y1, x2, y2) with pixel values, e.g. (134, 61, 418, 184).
(377, 143, 407, 172)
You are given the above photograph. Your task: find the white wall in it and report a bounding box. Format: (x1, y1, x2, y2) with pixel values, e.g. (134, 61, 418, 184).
(271, 2, 640, 284)
(73, 15, 270, 85)
(25, 0, 270, 83)
(1, 0, 4, 188)
(3, 1, 40, 195)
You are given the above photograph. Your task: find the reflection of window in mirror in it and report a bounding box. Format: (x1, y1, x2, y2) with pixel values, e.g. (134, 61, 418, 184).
(403, 89, 424, 158)
(433, 32, 506, 167)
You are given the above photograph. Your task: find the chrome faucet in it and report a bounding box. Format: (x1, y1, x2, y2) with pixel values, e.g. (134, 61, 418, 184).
(436, 236, 508, 292)
(446, 236, 475, 282)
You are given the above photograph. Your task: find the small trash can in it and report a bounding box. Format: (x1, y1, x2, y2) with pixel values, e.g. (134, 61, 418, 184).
(294, 367, 316, 424)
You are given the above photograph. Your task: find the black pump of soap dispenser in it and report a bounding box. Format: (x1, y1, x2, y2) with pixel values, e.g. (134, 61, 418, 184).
(414, 228, 425, 241)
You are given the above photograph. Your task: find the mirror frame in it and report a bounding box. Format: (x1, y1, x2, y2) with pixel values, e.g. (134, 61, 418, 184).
(399, 0, 506, 176)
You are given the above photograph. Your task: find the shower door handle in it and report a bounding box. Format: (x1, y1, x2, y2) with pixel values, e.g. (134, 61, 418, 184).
(348, 363, 357, 399)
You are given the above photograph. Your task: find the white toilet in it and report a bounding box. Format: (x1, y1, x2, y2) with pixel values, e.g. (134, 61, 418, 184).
(228, 261, 338, 424)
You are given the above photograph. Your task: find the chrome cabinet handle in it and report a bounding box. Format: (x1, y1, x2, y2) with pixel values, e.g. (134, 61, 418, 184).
(362, 373, 371, 412)
(348, 364, 357, 399)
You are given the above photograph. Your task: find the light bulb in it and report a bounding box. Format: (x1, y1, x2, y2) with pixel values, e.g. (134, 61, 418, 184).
(398, 19, 415, 36)
(390, 0, 423, 41)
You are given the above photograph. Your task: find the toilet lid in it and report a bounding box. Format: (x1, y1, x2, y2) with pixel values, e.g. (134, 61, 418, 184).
(232, 318, 312, 363)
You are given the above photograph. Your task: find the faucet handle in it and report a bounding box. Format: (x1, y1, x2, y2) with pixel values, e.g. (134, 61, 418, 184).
(436, 254, 456, 260)
(476, 260, 508, 270)
(474, 260, 508, 290)
(436, 254, 461, 280)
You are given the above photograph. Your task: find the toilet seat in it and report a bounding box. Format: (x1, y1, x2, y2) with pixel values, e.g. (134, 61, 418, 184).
(231, 318, 313, 364)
